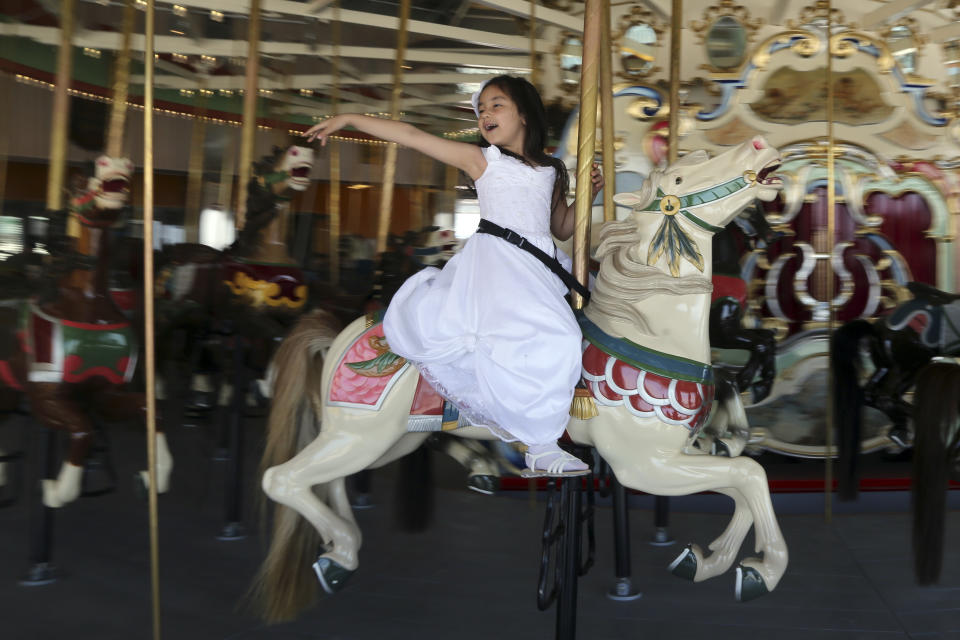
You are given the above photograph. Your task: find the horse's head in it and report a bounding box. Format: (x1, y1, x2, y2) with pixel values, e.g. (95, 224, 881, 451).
(277, 145, 315, 192)
(613, 137, 781, 230)
(413, 227, 458, 267)
(90, 155, 133, 211)
(69, 155, 133, 227)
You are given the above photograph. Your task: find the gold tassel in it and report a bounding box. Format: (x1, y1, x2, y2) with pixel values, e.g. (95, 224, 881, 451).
(570, 387, 598, 419)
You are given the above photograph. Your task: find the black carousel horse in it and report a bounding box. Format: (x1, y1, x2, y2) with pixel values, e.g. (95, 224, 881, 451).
(833, 282, 960, 499)
(710, 201, 779, 403)
(911, 359, 960, 585)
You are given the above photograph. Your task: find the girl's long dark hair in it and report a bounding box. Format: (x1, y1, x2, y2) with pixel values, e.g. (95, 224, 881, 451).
(477, 75, 569, 212)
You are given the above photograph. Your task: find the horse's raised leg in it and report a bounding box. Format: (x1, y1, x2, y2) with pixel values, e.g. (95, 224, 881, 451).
(28, 383, 92, 508)
(670, 487, 754, 583)
(587, 419, 787, 601)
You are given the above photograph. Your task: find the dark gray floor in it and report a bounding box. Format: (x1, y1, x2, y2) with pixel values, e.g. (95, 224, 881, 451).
(2, 411, 960, 640)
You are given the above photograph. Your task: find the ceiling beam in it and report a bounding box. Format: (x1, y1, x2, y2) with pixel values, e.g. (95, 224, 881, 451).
(153, 1, 555, 52)
(931, 20, 960, 43)
(134, 71, 490, 90)
(471, 0, 583, 31)
(0, 23, 530, 69)
(860, 0, 936, 29)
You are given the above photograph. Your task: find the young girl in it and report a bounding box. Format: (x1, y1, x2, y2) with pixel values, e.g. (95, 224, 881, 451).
(305, 75, 602, 476)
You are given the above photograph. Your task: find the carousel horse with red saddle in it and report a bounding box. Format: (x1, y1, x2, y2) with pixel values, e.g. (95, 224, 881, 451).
(248, 136, 789, 622)
(0, 156, 169, 508)
(832, 282, 960, 500)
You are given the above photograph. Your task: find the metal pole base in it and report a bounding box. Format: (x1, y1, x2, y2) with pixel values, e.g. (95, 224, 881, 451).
(20, 562, 57, 586)
(606, 576, 642, 601)
(649, 526, 675, 547)
(217, 521, 247, 541)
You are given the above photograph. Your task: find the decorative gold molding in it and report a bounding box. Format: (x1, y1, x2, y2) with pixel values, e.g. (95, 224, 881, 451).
(751, 31, 821, 71)
(830, 32, 894, 73)
(553, 30, 583, 103)
(878, 15, 928, 71)
(611, 5, 665, 81)
(690, 0, 763, 45)
(786, 1, 852, 31)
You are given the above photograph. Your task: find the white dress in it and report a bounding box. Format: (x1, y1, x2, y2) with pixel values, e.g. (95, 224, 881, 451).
(383, 145, 581, 444)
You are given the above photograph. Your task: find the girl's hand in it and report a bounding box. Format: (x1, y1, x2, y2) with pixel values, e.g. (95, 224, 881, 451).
(590, 163, 604, 199)
(304, 114, 351, 146)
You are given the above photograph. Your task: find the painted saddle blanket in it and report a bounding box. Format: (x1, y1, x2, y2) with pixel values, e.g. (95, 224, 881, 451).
(21, 302, 138, 385)
(328, 316, 462, 432)
(577, 312, 715, 436)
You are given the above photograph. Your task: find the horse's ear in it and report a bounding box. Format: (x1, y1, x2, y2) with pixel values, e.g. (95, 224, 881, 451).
(612, 192, 644, 207)
(671, 150, 710, 168)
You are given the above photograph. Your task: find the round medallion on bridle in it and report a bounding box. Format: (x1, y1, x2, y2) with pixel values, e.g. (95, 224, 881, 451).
(660, 194, 681, 216)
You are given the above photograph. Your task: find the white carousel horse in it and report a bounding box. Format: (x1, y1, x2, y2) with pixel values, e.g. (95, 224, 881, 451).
(250, 136, 788, 622)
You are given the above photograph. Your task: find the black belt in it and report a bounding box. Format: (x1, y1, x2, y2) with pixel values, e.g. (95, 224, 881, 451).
(476, 219, 590, 301)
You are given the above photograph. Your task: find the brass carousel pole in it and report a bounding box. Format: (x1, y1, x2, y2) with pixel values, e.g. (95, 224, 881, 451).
(376, 0, 411, 255)
(529, 0, 538, 89)
(824, 0, 836, 523)
(329, 0, 342, 286)
(572, 0, 602, 309)
(142, 2, 162, 638)
(668, 0, 681, 165)
(46, 0, 75, 215)
(237, 0, 262, 228)
(184, 89, 208, 242)
(106, 0, 134, 158)
(599, 0, 615, 222)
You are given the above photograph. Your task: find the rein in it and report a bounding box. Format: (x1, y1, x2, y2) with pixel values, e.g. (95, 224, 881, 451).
(638, 176, 750, 233)
(635, 175, 750, 277)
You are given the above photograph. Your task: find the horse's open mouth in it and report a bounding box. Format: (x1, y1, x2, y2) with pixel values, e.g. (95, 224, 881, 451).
(101, 178, 130, 194)
(757, 163, 781, 186)
(291, 165, 311, 179)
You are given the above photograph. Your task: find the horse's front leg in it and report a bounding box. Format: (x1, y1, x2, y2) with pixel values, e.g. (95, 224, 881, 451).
(95, 388, 172, 494)
(28, 382, 92, 508)
(589, 415, 788, 601)
(669, 484, 754, 584)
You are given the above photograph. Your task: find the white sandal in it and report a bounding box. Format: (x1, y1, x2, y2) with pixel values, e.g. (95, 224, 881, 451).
(521, 449, 590, 478)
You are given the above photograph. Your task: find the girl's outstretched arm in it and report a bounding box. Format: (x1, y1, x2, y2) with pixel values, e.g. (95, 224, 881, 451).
(305, 114, 486, 180)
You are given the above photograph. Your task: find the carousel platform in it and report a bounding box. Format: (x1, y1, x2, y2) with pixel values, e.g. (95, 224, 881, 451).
(1, 410, 959, 640)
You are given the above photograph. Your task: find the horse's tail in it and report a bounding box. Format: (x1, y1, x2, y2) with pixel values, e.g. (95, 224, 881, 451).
(248, 309, 341, 623)
(912, 361, 960, 585)
(832, 320, 875, 501)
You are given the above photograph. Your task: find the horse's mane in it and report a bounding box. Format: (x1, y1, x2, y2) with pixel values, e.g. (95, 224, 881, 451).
(589, 174, 712, 331)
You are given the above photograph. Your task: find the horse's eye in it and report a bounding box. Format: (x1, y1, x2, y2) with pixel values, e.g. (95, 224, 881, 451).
(675, 177, 682, 185)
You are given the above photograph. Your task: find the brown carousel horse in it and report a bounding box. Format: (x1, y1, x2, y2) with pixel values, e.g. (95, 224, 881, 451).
(155, 144, 315, 422)
(0, 156, 168, 508)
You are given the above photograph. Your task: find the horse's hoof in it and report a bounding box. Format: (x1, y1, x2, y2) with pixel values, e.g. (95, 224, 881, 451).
(668, 545, 698, 581)
(312, 556, 355, 595)
(712, 440, 731, 457)
(133, 473, 148, 501)
(751, 380, 773, 404)
(735, 565, 770, 602)
(467, 474, 498, 495)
